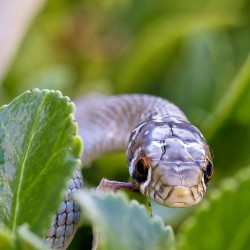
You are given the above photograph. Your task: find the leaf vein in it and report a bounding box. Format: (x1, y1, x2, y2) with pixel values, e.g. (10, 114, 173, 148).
(11, 97, 47, 231)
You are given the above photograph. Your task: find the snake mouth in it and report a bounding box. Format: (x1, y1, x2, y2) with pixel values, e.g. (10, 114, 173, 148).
(165, 186, 196, 207)
(144, 184, 203, 207)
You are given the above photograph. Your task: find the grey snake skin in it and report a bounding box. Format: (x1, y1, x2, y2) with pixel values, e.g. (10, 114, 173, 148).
(45, 94, 213, 249)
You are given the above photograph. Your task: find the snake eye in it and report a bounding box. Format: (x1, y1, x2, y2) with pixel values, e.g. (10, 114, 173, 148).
(133, 158, 149, 183)
(204, 160, 213, 184)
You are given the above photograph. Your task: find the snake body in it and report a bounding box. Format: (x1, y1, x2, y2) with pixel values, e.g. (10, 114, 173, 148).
(45, 94, 213, 249)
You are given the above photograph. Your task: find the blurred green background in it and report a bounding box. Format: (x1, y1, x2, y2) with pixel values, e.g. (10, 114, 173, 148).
(1, 0, 250, 249)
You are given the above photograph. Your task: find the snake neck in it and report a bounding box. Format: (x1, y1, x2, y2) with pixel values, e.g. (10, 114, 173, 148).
(75, 94, 187, 164)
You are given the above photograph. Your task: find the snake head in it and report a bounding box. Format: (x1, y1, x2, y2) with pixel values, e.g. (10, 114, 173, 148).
(126, 116, 213, 208)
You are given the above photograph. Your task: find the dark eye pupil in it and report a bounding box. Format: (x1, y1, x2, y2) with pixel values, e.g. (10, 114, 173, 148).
(204, 161, 213, 184)
(136, 159, 146, 175)
(132, 158, 148, 183)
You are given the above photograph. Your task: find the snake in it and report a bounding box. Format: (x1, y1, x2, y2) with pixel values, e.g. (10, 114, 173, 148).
(44, 94, 213, 249)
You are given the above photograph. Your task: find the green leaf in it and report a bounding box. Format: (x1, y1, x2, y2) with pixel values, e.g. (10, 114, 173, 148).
(75, 191, 175, 250)
(178, 167, 250, 250)
(0, 89, 82, 238)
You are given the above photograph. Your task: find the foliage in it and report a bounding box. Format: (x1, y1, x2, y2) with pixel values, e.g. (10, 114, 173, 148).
(1, 0, 250, 249)
(0, 90, 82, 249)
(75, 191, 174, 250)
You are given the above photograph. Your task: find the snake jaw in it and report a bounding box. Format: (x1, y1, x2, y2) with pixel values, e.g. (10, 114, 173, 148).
(135, 159, 206, 207)
(165, 186, 196, 207)
(142, 183, 205, 207)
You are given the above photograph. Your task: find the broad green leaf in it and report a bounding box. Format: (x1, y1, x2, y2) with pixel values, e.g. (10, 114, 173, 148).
(0, 89, 82, 238)
(75, 191, 174, 250)
(178, 167, 250, 250)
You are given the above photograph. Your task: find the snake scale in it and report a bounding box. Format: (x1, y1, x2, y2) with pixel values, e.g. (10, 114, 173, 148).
(44, 94, 213, 249)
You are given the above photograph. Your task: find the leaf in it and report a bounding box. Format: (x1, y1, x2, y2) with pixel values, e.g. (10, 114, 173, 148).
(178, 167, 250, 250)
(0, 89, 82, 238)
(74, 191, 175, 250)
